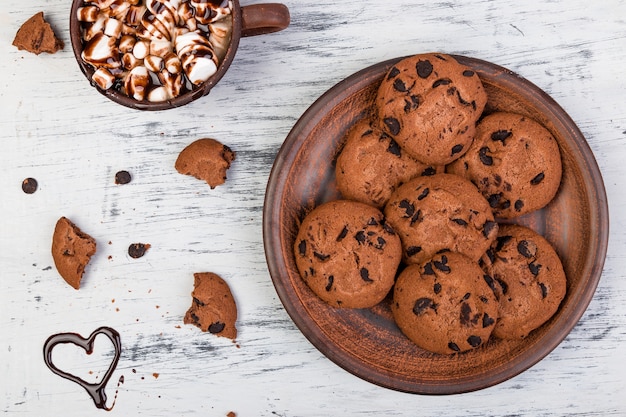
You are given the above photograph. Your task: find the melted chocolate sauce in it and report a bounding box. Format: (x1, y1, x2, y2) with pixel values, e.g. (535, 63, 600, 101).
(43, 327, 122, 410)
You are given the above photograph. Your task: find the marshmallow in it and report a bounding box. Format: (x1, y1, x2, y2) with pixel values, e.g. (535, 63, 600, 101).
(147, 86, 170, 102)
(77, 6, 100, 22)
(132, 39, 150, 59)
(92, 67, 115, 90)
(119, 35, 136, 53)
(150, 39, 173, 57)
(144, 55, 163, 72)
(191, 0, 231, 25)
(122, 52, 141, 70)
(104, 17, 123, 38)
(82, 32, 121, 69)
(124, 66, 150, 101)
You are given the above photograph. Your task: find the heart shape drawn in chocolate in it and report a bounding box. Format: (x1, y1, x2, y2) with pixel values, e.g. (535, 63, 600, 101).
(43, 327, 122, 410)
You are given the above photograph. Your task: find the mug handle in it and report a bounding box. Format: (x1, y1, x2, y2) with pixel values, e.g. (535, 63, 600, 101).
(241, 3, 290, 37)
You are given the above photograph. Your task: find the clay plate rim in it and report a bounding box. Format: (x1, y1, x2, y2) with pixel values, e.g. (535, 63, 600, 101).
(263, 55, 609, 394)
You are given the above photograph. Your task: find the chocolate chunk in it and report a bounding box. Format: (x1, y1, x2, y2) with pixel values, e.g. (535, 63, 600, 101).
(432, 78, 451, 88)
(208, 322, 226, 334)
(399, 199, 415, 218)
(467, 335, 482, 347)
(421, 167, 436, 176)
(487, 193, 502, 208)
(452, 218, 468, 226)
(313, 252, 330, 261)
(456, 90, 471, 106)
(128, 243, 150, 258)
(360, 267, 373, 282)
(325, 275, 334, 291)
(460, 302, 472, 325)
(413, 297, 434, 315)
(491, 130, 512, 144)
(479, 295, 489, 303)
(482, 312, 495, 328)
(517, 240, 534, 258)
(383, 117, 401, 135)
(433, 282, 442, 294)
(417, 187, 429, 200)
(530, 172, 545, 185)
(479, 147, 493, 165)
(393, 78, 407, 92)
(387, 139, 402, 156)
(410, 209, 422, 225)
(22, 177, 38, 194)
(485, 249, 496, 264)
(483, 274, 497, 292)
(501, 199, 511, 210)
(298, 240, 307, 256)
(448, 342, 460, 352)
(387, 66, 400, 80)
(462, 69, 475, 77)
(462, 292, 471, 301)
(406, 245, 422, 258)
(539, 282, 548, 298)
(382, 221, 396, 235)
(355, 230, 366, 244)
(451, 144, 464, 155)
(115, 170, 132, 185)
(433, 256, 451, 273)
(514, 199, 524, 211)
(193, 297, 205, 306)
(375, 236, 386, 249)
(529, 261, 542, 276)
(367, 217, 379, 226)
(482, 221, 497, 238)
(495, 235, 512, 252)
(416, 59, 433, 78)
(336, 226, 348, 241)
(423, 261, 435, 275)
(496, 277, 508, 295)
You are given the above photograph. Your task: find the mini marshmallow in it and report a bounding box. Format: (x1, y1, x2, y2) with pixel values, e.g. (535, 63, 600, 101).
(125, 5, 146, 26)
(163, 52, 182, 74)
(77, 6, 100, 22)
(144, 55, 163, 72)
(92, 67, 115, 90)
(191, 0, 232, 25)
(104, 17, 123, 38)
(150, 39, 173, 57)
(84, 15, 107, 41)
(82, 32, 121, 69)
(124, 66, 150, 101)
(122, 52, 141, 70)
(119, 35, 136, 53)
(147, 86, 171, 102)
(209, 18, 232, 61)
(158, 69, 183, 98)
(132, 40, 150, 59)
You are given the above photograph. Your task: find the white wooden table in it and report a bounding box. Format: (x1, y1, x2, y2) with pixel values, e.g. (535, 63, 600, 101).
(2, 0, 625, 415)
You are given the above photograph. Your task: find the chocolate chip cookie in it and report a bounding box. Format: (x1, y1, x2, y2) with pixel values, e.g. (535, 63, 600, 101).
(335, 118, 440, 208)
(175, 138, 235, 189)
(447, 112, 562, 218)
(51, 217, 97, 290)
(294, 200, 402, 308)
(481, 224, 567, 339)
(376, 53, 487, 165)
(384, 173, 498, 265)
(392, 252, 499, 354)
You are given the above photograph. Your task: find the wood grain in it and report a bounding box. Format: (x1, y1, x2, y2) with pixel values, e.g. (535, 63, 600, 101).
(1, 0, 625, 415)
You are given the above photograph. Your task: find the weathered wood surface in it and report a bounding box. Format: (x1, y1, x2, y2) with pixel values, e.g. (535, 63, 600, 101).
(1, 0, 625, 415)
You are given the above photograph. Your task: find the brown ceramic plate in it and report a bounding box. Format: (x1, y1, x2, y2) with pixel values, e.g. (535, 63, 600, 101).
(263, 55, 609, 394)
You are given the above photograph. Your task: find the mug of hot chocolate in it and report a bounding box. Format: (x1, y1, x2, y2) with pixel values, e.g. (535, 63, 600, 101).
(70, 0, 290, 110)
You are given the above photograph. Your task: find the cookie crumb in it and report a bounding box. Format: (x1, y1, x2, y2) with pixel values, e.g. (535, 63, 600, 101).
(115, 170, 132, 185)
(128, 243, 150, 258)
(51, 217, 97, 289)
(21, 177, 38, 194)
(227, 412, 237, 417)
(13, 12, 64, 55)
(152, 373, 159, 379)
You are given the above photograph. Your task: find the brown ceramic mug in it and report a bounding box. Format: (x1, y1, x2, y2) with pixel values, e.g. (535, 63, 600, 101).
(69, 0, 290, 110)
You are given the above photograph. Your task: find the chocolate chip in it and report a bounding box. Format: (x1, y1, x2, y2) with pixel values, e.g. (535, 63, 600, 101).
(451, 144, 464, 155)
(413, 297, 434, 315)
(422, 167, 436, 176)
(487, 193, 502, 208)
(309, 267, 316, 276)
(433, 256, 451, 273)
(483, 274, 497, 292)
(467, 335, 482, 347)
(517, 240, 534, 258)
(383, 117, 401, 135)
(416, 59, 433, 78)
(375, 236, 386, 249)
(433, 282, 442, 294)
(479, 295, 489, 303)
(432, 78, 451, 88)
(314, 252, 330, 261)
(501, 199, 511, 210)
(529, 261, 542, 276)
(325, 275, 334, 291)
(496, 277, 508, 295)
(448, 342, 461, 352)
(482, 221, 497, 238)
(410, 209, 423, 225)
(479, 147, 493, 165)
(208, 322, 226, 334)
(456, 90, 471, 106)
(360, 267, 373, 282)
(298, 240, 307, 256)
(399, 199, 415, 218)
(462, 292, 471, 301)
(452, 218, 468, 226)
(368, 217, 379, 226)
(393, 78, 407, 92)
(336, 226, 348, 242)
(193, 297, 205, 306)
(482, 312, 495, 328)
(530, 172, 545, 185)
(387, 139, 402, 156)
(417, 187, 429, 200)
(491, 130, 512, 144)
(515, 199, 524, 211)
(128, 243, 150, 258)
(485, 249, 496, 264)
(387, 66, 400, 80)
(462, 69, 475, 77)
(115, 170, 132, 185)
(355, 230, 366, 244)
(403, 96, 420, 113)
(21, 177, 38, 194)
(407, 245, 422, 257)
(460, 302, 472, 325)
(495, 235, 512, 251)
(382, 221, 396, 235)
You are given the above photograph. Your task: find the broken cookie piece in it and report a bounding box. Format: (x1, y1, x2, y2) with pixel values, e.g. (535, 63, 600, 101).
(175, 139, 235, 189)
(13, 12, 64, 55)
(51, 217, 97, 289)
(184, 272, 238, 340)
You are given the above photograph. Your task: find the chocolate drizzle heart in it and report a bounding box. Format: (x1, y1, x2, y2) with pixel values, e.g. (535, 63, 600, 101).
(43, 327, 122, 410)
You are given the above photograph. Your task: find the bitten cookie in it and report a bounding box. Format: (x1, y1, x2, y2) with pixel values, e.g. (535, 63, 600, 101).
(184, 272, 238, 340)
(51, 217, 97, 289)
(13, 12, 64, 55)
(392, 252, 498, 354)
(481, 224, 566, 340)
(447, 112, 562, 218)
(294, 200, 402, 308)
(335, 118, 440, 208)
(376, 53, 487, 165)
(384, 173, 498, 265)
(175, 138, 235, 189)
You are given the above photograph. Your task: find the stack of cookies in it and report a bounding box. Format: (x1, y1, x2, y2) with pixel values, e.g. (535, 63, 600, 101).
(294, 53, 566, 355)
